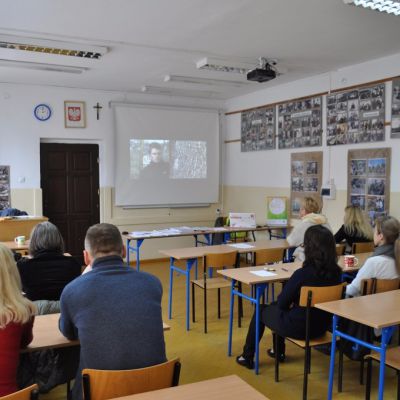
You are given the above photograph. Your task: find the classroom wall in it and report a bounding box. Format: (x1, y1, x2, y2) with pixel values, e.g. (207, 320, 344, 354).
(0, 82, 223, 258)
(222, 51, 400, 233)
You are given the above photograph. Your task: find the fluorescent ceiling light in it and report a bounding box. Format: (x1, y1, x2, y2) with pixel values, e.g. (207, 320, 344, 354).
(164, 74, 249, 87)
(141, 85, 218, 98)
(343, 0, 400, 15)
(0, 59, 88, 74)
(196, 57, 255, 74)
(0, 34, 108, 59)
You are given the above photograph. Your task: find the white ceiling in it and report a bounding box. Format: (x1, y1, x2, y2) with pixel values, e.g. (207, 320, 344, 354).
(0, 0, 400, 99)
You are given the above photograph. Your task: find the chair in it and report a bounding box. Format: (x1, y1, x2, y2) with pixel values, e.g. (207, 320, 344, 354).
(82, 358, 181, 400)
(365, 346, 400, 400)
(273, 283, 346, 400)
(337, 278, 400, 391)
(191, 251, 238, 333)
(351, 242, 374, 254)
(0, 384, 39, 400)
(253, 248, 285, 302)
(336, 244, 346, 256)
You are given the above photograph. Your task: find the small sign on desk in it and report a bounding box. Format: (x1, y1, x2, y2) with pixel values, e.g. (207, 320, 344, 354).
(229, 212, 256, 228)
(266, 197, 288, 225)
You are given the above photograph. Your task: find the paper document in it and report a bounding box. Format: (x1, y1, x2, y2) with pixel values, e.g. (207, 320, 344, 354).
(250, 270, 277, 277)
(228, 243, 254, 249)
(213, 227, 228, 231)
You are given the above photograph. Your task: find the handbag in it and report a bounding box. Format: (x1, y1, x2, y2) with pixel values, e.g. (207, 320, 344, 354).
(338, 318, 373, 361)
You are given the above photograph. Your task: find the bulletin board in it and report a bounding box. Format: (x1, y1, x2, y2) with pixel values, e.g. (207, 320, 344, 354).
(241, 106, 275, 151)
(327, 83, 385, 146)
(278, 95, 322, 149)
(347, 148, 391, 222)
(290, 152, 323, 218)
(0, 166, 10, 210)
(391, 79, 400, 138)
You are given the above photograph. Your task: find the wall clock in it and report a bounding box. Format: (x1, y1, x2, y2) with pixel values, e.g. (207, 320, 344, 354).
(34, 104, 52, 121)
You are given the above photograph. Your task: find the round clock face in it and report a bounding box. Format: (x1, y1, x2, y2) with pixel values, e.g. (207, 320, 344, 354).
(34, 104, 52, 121)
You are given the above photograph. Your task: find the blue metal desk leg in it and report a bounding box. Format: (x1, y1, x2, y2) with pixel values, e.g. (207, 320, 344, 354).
(185, 258, 196, 331)
(228, 279, 236, 356)
(254, 284, 265, 375)
(126, 238, 144, 271)
(377, 327, 391, 400)
(168, 257, 174, 320)
(327, 314, 339, 400)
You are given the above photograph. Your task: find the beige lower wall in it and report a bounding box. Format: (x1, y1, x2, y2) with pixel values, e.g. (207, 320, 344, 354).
(223, 185, 400, 234)
(12, 185, 400, 260)
(11, 187, 222, 260)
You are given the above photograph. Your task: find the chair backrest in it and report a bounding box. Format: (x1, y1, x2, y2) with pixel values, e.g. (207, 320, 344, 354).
(299, 283, 346, 307)
(253, 248, 284, 265)
(0, 385, 39, 400)
(204, 251, 238, 269)
(335, 244, 346, 256)
(82, 358, 181, 400)
(352, 242, 374, 254)
(361, 278, 400, 296)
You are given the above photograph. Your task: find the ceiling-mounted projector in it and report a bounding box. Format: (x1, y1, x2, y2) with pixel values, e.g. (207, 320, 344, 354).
(247, 58, 277, 83)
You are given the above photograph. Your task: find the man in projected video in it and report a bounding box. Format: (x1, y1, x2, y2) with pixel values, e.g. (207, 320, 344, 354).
(140, 142, 170, 180)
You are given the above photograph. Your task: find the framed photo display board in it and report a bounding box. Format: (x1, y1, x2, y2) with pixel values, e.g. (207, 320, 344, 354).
(290, 151, 322, 218)
(241, 106, 275, 151)
(348, 148, 391, 222)
(278, 95, 322, 149)
(327, 83, 385, 146)
(0, 166, 10, 210)
(391, 79, 400, 138)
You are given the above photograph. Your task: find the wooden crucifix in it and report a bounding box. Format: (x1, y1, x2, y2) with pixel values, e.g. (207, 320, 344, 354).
(93, 102, 103, 120)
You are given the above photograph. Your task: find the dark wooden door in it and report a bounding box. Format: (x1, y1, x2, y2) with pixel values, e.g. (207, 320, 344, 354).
(40, 143, 100, 263)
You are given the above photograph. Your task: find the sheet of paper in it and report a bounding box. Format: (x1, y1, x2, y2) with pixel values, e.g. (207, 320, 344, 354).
(250, 270, 277, 277)
(228, 243, 254, 249)
(213, 227, 228, 231)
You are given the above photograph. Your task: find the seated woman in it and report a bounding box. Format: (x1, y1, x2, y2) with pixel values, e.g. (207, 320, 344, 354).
(17, 222, 81, 302)
(287, 197, 331, 261)
(236, 225, 342, 368)
(334, 205, 373, 254)
(0, 244, 36, 396)
(346, 215, 400, 297)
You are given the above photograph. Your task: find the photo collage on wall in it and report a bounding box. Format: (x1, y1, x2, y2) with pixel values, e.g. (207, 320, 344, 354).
(391, 78, 400, 138)
(241, 106, 275, 152)
(290, 152, 322, 218)
(278, 96, 322, 149)
(348, 148, 391, 224)
(327, 83, 385, 146)
(0, 166, 10, 210)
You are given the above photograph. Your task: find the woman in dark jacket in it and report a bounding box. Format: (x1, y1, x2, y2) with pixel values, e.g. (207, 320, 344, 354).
(236, 225, 342, 369)
(17, 221, 81, 301)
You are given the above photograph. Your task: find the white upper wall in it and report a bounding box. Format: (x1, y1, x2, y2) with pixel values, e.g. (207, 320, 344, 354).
(223, 52, 400, 191)
(0, 83, 222, 189)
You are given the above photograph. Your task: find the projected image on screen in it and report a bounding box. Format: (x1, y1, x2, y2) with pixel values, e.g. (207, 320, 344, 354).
(130, 139, 206, 180)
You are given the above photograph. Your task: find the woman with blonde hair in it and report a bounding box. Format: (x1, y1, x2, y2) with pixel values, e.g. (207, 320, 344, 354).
(287, 196, 331, 261)
(0, 244, 36, 396)
(346, 215, 400, 297)
(334, 205, 373, 254)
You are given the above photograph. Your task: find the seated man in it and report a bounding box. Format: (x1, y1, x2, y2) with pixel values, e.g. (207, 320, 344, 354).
(59, 223, 166, 400)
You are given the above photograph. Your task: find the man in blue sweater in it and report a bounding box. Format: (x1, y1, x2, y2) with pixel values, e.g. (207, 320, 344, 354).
(59, 223, 166, 400)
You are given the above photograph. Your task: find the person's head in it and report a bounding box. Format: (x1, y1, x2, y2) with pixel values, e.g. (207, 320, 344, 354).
(343, 205, 373, 240)
(149, 142, 162, 164)
(83, 223, 125, 265)
(374, 216, 400, 247)
(300, 197, 320, 218)
(303, 225, 341, 279)
(29, 221, 65, 257)
(0, 244, 35, 328)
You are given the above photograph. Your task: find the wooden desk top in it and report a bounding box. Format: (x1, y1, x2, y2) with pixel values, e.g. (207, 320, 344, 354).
(111, 375, 269, 400)
(1, 240, 29, 251)
(160, 239, 290, 260)
(126, 226, 291, 240)
(218, 261, 302, 285)
(316, 289, 400, 329)
(22, 313, 170, 353)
